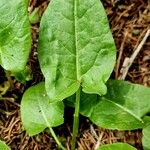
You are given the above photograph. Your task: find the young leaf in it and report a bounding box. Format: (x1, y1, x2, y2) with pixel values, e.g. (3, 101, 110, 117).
(38, 0, 116, 102)
(21, 82, 64, 136)
(0, 0, 31, 73)
(0, 140, 10, 150)
(142, 116, 150, 150)
(67, 80, 150, 130)
(98, 143, 136, 150)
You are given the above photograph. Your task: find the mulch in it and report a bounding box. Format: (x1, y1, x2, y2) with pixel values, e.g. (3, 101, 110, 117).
(0, 0, 150, 149)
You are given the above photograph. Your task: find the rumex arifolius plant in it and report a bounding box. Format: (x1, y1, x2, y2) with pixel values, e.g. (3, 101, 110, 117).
(0, 0, 150, 150)
(34, 0, 150, 148)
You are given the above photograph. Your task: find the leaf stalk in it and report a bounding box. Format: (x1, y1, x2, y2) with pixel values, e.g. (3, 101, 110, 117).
(49, 127, 66, 150)
(71, 87, 81, 150)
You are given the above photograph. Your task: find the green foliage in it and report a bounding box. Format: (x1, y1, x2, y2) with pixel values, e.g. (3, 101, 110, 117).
(21, 82, 64, 136)
(1, 0, 150, 149)
(98, 143, 136, 150)
(0, 0, 31, 73)
(38, 0, 116, 102)
(0, 140, 10, 150)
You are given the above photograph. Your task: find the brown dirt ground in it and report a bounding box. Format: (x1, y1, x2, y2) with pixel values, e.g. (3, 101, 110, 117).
(0, 0, 150, 149)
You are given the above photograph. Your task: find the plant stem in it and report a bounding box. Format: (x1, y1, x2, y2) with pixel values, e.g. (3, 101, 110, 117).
(49, 127, 66, 150)
(71, 87, 81, 150)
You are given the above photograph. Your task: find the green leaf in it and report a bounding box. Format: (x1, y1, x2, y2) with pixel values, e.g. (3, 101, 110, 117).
(0, 140, 10, 150)
(98, 143, 136, 150)
(21, 82, 64, 136)
(68, 80, 150, 130)
(142, 116, 150, 150)
(38, 0, 116, 102)
(0, 0, 31, 73)
(89, 80, 150, 130)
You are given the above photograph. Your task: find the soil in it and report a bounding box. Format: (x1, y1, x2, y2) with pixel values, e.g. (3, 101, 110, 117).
(0, 0, 150, 149)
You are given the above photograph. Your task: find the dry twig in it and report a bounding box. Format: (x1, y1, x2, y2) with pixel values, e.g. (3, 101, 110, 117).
(119, 29, 150, 80)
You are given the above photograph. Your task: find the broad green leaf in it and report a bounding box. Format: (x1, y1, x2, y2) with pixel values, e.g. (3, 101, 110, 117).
(0, 140, 10, 150)
(67, 80, 150, 130)
(38, 0, 116, 102)
(0, 0, 31, 73)
(21, 82, 64, 136)
(98, 143, 136, 150)
(142, 116, 150, 150)
(89, 80, 150, 130)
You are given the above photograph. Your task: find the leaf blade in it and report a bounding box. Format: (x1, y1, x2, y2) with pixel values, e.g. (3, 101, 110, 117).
(90, 97, 144, 130)
(38, 0, 116, 101)
(21, 82, 64, 136)
(0, 0, 31, 73)
(90, 80, 150, 130)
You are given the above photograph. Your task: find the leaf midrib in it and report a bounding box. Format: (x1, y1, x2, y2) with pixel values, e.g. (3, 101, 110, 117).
(74, 0, 80, 81)
(38, 98, 51, 128)
(104, 98, 144, 123)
